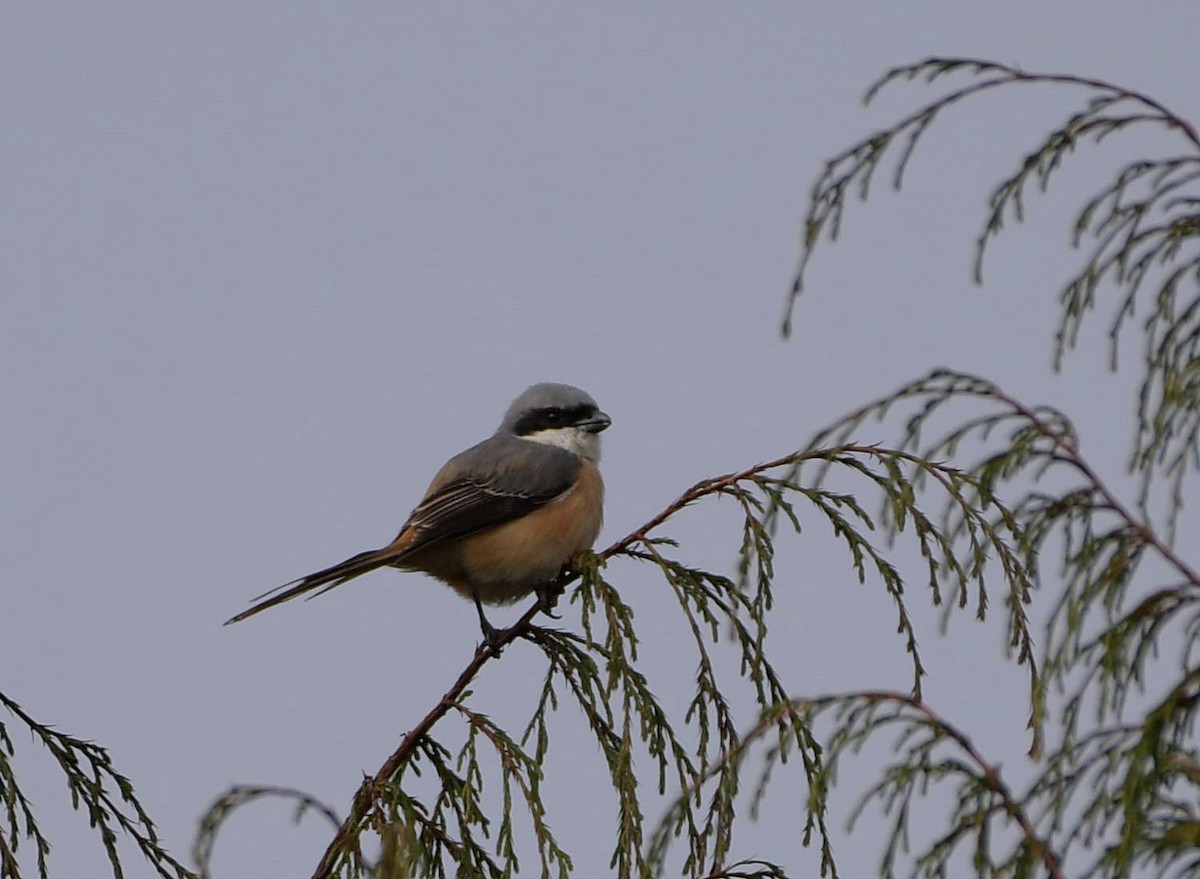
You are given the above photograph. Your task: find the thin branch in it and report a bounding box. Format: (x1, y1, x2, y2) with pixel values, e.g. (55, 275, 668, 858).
(307, 453, 805, 879)
(803, 692, 1064, 879)
(985, 386, 1200, 590)
(0, 691, 195, 879)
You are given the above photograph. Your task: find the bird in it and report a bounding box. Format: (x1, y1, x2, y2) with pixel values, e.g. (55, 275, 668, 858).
(224, 383, 610, 643)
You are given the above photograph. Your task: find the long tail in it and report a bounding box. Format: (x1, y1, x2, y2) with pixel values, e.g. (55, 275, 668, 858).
(223, 548, 396, 625)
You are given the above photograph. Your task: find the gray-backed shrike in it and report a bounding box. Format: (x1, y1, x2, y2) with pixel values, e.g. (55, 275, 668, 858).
(225, 383, 610, 640)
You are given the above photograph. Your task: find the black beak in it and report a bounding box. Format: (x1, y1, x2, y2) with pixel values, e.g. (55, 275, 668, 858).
(581, 411, 612, 433)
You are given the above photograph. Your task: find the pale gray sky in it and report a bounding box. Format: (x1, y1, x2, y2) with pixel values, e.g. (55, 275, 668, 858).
(3, 3, 1197, 877)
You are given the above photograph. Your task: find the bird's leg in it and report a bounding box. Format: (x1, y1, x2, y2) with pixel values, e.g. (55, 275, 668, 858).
(537, 551, 593, 617)
(473, 592, 505, 653)
(535, 581, 563, 618)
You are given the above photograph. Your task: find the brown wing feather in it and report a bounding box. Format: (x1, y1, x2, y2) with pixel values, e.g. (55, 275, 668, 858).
(384, 477, 559, 560)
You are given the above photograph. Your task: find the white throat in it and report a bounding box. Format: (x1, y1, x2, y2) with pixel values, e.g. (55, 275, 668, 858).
(522, 426, 602, 461)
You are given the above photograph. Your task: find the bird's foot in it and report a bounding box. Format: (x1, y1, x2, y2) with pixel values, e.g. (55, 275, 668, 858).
(479, 619, 511, 655)
(473, 596, 508, 655)
(535, 582, 564, 619)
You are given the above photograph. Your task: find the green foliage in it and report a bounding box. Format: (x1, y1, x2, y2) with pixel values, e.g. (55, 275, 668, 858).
(0, 691, 195, 879)
(788, 57, 1200, 539)
(192, 786, 339, 878)
(771, 56, 1200, 879)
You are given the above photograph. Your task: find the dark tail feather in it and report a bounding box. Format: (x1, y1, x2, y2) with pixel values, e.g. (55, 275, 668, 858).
(223, 549, 393, 625)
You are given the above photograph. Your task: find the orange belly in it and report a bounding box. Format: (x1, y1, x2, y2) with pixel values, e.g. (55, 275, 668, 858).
(402, 459, 604, 605)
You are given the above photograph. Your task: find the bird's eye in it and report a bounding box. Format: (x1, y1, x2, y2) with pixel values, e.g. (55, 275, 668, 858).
(543, 409, 562, 423)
